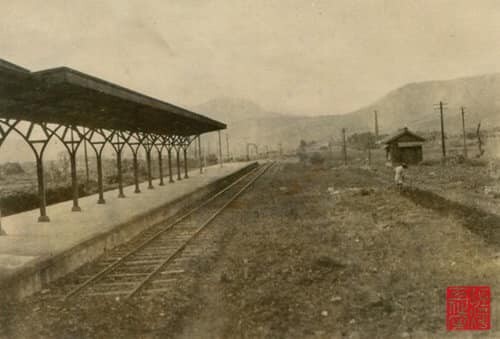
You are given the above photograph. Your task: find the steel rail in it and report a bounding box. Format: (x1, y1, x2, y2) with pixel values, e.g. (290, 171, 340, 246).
(125, 161, 274, 299)
(64, 163, 265, 300)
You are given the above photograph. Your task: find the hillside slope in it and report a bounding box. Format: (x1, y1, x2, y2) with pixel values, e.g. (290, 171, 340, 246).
(350, 73, 500, 133)
(192, 74, 500, 154)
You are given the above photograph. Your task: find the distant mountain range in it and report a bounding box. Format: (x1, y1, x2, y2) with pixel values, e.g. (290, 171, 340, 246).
(192, 73, 500, 153)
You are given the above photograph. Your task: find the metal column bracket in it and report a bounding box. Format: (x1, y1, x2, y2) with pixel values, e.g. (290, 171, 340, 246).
(122, 132, 145, 194)
(0, 119, 57, 222)
(0, 120, 16, 231)
(141, 133, 157, 189)
(46, 125, 88, 212)
(171, 135, 183, 181)
(153, 135, 168, 186)
(0, 119, 17, 147)
(164, 136, 176, 183)
(109, 131, 131, 198)
(180, 136, 196, 179)
(84, 128, 113, 204)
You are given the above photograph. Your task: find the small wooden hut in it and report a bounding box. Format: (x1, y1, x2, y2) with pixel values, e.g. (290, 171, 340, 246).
(381, 127, 425, 165)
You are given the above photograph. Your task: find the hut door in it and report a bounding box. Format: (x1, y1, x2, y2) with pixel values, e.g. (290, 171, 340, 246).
(401, 147, 419, 164)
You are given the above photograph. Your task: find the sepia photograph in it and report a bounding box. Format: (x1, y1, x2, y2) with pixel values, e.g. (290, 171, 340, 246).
(0, 1, 499, 338)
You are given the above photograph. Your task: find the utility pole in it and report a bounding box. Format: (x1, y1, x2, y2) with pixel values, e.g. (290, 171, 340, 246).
(477, 122, 484, 157)
(193, 138, 198, 160)
(198, 134, 203, 174)
(374, 110, 379, 139)
(342, 128, 347, 165)
(83, 127, 90, 185)
(434, 101, 447, 161)
(461, 107, 468, 158)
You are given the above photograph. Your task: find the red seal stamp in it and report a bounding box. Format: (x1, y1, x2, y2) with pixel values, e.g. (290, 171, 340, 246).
(446, 286, 490, 331)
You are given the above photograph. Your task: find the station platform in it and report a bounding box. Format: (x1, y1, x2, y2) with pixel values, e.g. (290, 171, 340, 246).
(0, 161, 256, 299)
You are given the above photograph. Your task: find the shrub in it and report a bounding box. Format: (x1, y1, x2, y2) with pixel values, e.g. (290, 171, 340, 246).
(0, 184, 88, 216)
(464, 158, 487, 167)
(309, 152, 325, 165)
(1, 162, 25, 175)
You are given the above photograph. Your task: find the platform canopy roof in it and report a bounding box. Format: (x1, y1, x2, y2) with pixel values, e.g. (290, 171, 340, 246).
(0, 59, 226, 136)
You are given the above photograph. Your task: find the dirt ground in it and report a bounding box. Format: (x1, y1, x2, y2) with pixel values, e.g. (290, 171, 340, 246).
(176, 162, 500, 338)
(2, 160, 500, 338)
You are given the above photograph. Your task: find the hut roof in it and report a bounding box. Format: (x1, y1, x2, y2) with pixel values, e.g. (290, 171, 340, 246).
(380, 127, 425, 144)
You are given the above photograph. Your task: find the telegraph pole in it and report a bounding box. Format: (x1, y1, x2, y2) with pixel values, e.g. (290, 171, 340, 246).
(342, 128, 347, 165)
(461, 107, 468, 158)
(440, 102, 446, 160)
(374, 110, 379, 139)
(434, 101, 447, 161)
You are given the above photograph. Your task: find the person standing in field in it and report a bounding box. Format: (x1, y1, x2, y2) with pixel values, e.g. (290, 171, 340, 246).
(394, 162, 407, 192)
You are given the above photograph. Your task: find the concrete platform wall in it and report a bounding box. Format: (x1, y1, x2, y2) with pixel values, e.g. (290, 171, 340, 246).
(0, 162, 257, 301)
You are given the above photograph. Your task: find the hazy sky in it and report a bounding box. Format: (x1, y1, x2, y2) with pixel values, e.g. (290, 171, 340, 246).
(2, 0, 500, 115)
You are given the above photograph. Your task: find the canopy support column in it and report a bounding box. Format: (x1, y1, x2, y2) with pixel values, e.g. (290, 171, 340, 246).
(142, 134, 157, 189)
(176, 148, 182, 181)
(0, 121, 14, 230)
(84, 129, 110, 204)
(179, 136, 195, 179)
(132, 152, 140, 193)
(0, 120, 55, 222)
(146, 150, 153, 189)
(183, 147, 189, 179)
(44, 124, 88, 213)
(218, 130, 223, 168)
(110, 132, 130, 198)
(116, 151, 125, 198)
(96, 154, 105, 203)
(198, 135, 203, 174)
(167, 147, 174, 183)
(154, 136, 167, 186)
(157, 149, 164, 186)
(35, 156, 50, 222)
(123, 132, 144, 194)
(69, 153, 81, 212)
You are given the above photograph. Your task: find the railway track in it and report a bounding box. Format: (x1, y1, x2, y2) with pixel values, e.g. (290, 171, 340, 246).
(64, 161, 274, 301)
